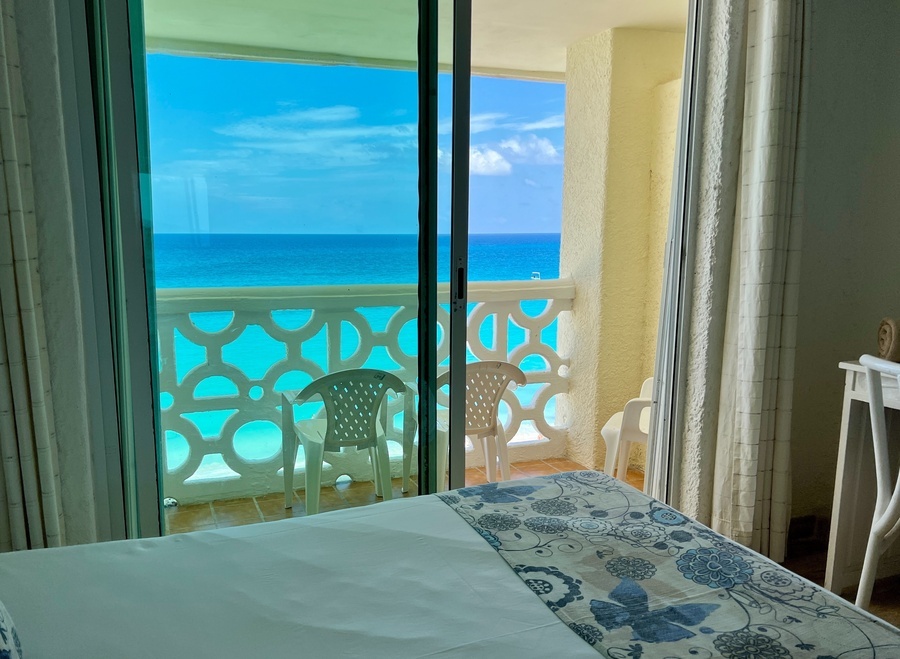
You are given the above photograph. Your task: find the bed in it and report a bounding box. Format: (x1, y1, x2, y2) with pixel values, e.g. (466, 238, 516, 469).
(2, 471, 898, 658)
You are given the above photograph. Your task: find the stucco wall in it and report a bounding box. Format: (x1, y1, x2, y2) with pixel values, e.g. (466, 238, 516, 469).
(629, 76, 682, 470)
(644, 78, 681, 377)
(790, 2, 900, 518)
(559, 28, 683, 470)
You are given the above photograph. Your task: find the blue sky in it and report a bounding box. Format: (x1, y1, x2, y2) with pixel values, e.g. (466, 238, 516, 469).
(146, 55, 565, 234)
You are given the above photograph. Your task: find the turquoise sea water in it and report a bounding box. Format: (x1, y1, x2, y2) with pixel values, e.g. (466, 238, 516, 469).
(154, 233, 562, 477)
(153, 233, 561, 288)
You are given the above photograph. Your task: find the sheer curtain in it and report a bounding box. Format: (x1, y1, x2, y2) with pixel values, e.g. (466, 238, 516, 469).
(0, 0, 81, 551)
(658, 0, 808, 562)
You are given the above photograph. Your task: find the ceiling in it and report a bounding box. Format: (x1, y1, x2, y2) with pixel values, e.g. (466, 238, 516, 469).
(143, 0, 688, 80)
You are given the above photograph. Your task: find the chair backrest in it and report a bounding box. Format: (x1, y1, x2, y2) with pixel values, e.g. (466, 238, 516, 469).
(619, 377, 655, 442)
(437, 361, 527, 437)
(289, 369, 407, 451)
(860, 355, 900, 514)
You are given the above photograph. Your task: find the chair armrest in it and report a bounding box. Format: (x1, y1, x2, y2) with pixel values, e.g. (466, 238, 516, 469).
(620, 397, 652, 442)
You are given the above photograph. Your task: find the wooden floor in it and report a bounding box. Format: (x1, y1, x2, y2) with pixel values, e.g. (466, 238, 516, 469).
(164, 458, 644, 534)
(164, 463, 900, 628)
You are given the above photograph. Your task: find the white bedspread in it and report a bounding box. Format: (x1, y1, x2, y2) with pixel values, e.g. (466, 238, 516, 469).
(0, 496, 596, 658)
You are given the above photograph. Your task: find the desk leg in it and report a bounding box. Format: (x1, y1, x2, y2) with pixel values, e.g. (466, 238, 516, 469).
(825, 394, 869, 594)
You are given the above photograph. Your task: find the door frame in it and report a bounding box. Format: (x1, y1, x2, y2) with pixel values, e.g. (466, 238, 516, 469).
(85, 0, 162, 538)
(446, 0, 472, 491)
(647, 0, 702, 505)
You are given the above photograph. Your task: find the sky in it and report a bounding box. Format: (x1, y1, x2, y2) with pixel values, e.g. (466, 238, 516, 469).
(146, 55, 565, 235)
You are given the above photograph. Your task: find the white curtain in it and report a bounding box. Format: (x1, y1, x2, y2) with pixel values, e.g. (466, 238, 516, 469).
(668, 0, 808, 562)
(711, 0, 806, 560)
(0, 0, 65, 550)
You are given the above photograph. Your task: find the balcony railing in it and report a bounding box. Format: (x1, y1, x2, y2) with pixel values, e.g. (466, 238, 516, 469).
(156, 279, 574, 503)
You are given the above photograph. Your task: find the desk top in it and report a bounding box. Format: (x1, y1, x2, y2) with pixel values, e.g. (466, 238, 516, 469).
(840, 359, 900, 411)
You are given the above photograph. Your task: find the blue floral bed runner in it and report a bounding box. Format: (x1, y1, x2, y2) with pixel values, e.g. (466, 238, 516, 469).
(438, 471, 900, 659)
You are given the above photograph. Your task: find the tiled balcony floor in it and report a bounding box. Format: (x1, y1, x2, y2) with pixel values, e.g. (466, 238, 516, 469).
(164, 459, 646, 535)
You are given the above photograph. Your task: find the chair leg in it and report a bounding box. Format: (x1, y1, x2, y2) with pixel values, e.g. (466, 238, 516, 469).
(369, 447, 383, 497)
(283, 431, 299, 509)
(483, 436, 497, 482)
(602, 430, 620, 477)
(303, 439, 324, 515)
(375, 436, 393, 501)
(856, 531, 883, 610)
(617, 440, 631, 482)
(496, 425, 510, 482)
(402, 436, 413, 493)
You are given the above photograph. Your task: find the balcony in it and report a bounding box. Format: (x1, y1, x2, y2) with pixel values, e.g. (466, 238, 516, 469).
(157, 278, 574, 504)
(146, 1, 688, 511)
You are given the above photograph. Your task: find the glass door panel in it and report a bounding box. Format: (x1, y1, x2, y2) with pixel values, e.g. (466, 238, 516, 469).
(140, 1, 427, 532)
(465, 6, 568, 484)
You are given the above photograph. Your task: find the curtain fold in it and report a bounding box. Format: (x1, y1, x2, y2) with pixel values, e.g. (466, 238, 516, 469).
(671, 0, 808, 562)
(711, 0, 807, 561)
(0, 0, 65, 551)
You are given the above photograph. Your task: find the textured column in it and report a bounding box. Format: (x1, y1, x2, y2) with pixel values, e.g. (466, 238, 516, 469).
(558, 28, 684, 470)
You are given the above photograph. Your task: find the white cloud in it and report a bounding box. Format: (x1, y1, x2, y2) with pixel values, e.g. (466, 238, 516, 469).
(471, 113, 508, 134)
(469, 146, 512, 175)
(274, 105, 361, 123)
(438, 113, 509, 135)
(515, 114, 565, 131)
(212, 106, 416, 169)
(499, 135, 561, 164)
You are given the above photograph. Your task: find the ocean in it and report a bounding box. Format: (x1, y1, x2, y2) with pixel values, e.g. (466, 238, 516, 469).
(153, 233, 562, 288)
(153, 233, 562, 477)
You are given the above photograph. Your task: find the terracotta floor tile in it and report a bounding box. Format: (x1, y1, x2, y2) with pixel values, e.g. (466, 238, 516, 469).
(215, 517, 264, 529)
(212, 499, 263, 525)
(513, 460, 553, 470)
(255, 492, 291, 504)
(302, 487, 352, 513)
(624, 469, 645, 490)
(465, 468, 488, 486)
(261, 507, 307, 522)
(543, 458, 588, 472)
(509, 461, 556, 477)
(165, 503, 215, 530)
(340, 488, 379, 506)
(256, 494, 304, 519)
(296, 486, 345, 503)
(166, 522, 216, 535)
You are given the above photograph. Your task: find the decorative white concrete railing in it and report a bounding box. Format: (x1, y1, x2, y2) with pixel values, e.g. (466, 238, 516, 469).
(156, 279, 574, 503)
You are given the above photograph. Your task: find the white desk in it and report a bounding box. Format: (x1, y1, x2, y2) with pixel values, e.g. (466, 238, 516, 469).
(825, 360, 900, 594)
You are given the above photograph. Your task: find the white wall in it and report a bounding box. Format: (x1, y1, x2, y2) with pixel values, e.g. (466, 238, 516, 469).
(791, 2, 900, 518)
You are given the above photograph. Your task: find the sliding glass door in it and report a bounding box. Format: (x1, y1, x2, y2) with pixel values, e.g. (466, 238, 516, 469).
(93, 0, 470, 535)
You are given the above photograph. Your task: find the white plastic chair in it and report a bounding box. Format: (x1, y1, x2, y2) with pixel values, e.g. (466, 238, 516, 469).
(436, 361, 527, 488)
(600, 377, 654, 483)
(281, 369, 415, 515)
(855, 355, 900, 609)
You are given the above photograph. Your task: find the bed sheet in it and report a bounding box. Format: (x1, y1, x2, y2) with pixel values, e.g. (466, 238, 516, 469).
(0, 496, 596, 658)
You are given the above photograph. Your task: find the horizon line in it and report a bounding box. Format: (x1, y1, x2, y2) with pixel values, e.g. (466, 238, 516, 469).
(151, 231, 562, 236)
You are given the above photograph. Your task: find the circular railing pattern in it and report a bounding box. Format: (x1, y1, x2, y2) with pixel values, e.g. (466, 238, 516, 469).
(156, 280, 574, 502)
